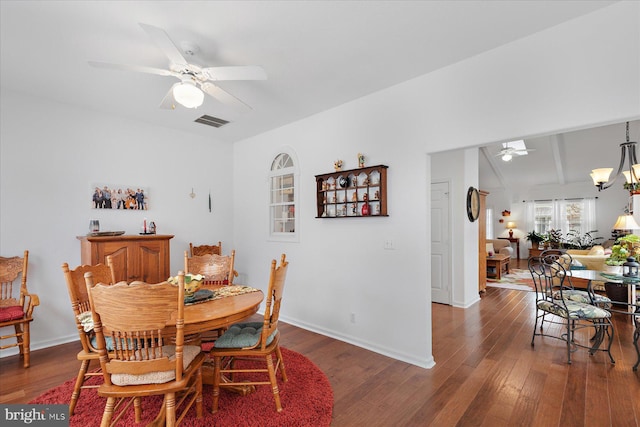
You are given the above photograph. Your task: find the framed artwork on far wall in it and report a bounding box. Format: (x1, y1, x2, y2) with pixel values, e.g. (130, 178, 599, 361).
(91, 183, 149, 211)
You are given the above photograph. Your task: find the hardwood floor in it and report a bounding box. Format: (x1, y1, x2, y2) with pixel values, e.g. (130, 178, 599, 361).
(2, 264, 639, 426)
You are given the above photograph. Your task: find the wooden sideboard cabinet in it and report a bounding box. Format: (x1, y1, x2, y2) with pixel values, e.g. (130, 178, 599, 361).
(77, 234, 173, 283)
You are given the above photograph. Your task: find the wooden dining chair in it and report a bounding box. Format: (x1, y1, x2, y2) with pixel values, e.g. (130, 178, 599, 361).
(210, 254, 289, 413)
(61, 262, 116, 415)
(84, 271, 205, 427)
(189, 241, 222, 257)
(184, 250, 237, 345)
(0, 250, 39, 368)
(184, 250, 237, 286)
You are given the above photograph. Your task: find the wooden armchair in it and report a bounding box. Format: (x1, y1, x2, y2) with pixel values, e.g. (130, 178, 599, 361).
(61, 262, 116, 415)
(210, 254, 289, 413)
(0, 250, 39, 368)
(84, 271, 205, 427)
(184, 250, 237, 286)
(189, 241, 222, 257)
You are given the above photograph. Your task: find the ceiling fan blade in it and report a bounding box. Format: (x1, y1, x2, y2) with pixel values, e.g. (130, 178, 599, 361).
(202, 65, 267, 81)
(88, 61, 175, 77)
(139, 23, 188, 67)
(159, 84, 178, 109)
(201, 82, 252, 111)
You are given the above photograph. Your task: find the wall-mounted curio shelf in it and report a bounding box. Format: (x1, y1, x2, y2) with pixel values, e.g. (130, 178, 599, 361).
(315, 165, 388, 218)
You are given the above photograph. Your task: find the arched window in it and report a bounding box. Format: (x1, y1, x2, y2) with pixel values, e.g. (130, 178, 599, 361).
(269, 151, 298, 241)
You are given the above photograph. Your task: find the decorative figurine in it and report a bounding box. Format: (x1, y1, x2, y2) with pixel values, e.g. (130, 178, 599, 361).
(361, 203, 370, 216)
(358, 153, 365, 168)
(334, 159, 343, 171)
(375, 205, 380, 215)
(363, 193, 369, 201)
(352, 203, 357, 214)
(374, 190, 379, 200)
(351, 192, 358, 202)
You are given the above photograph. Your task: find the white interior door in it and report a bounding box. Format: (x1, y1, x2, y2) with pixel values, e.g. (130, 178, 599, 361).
(431, 181, 451, 304)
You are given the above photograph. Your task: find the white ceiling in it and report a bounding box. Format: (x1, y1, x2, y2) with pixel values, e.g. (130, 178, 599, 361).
(0, 0, 617, 143)
(479, 120, 640, 193)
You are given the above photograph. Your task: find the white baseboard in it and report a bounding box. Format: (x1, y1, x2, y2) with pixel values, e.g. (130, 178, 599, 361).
(0, 334, 78, 359)
(278, 314, 435, 369)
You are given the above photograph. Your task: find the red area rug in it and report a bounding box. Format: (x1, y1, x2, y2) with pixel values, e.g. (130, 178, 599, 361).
(30, 347, 333, 426)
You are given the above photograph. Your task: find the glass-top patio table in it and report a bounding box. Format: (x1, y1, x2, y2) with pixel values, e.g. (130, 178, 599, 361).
(570, 269, 639, 371)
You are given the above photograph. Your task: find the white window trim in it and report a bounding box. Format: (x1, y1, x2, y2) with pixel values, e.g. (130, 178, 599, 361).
(267, 147, 300, 243)
(525, 198, 596, 236)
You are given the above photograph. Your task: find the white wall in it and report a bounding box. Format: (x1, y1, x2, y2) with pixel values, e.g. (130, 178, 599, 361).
(1, 2, 638, 367)
(232, 1, 638, 367)
(0, 90, 235, 355)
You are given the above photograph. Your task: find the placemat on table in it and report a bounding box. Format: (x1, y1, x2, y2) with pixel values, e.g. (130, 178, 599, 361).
(211, 285, 260, 299)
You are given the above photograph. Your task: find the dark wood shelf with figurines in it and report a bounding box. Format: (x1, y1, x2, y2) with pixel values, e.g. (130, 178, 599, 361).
(315, 165, 388, 218)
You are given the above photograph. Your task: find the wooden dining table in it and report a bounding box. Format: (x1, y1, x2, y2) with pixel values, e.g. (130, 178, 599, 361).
(182, 286, 264, 335)
(180, 285, 264, 384)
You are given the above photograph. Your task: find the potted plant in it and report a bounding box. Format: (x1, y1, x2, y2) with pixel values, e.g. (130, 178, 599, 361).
(564, 229, 602, 250)
(623, 182, 640, 194)
(547, 229, 563, 249)
(604, 234, 640, 302)
(605, 234, 640, 269)
(526, 231, 545, 248)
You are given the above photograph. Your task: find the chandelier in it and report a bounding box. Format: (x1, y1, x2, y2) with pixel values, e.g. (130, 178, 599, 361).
(590, 122, 639, 193)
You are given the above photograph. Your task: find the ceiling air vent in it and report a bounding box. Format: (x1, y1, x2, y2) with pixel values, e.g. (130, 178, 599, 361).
(195, 115, 230, 128)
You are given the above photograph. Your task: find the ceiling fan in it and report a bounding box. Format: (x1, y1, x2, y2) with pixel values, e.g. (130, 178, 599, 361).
(495, 140, 535, 161)
(88, 23, 266, 111)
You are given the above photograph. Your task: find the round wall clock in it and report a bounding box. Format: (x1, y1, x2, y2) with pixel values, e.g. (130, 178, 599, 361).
(467, 187, 480, 222)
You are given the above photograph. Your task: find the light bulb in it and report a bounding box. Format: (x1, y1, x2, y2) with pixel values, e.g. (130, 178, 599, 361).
(173, 81, 204, 108)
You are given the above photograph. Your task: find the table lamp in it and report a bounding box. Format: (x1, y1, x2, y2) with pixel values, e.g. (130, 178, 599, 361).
(612, 213, 640, 231)
(506, 221, 516, 238)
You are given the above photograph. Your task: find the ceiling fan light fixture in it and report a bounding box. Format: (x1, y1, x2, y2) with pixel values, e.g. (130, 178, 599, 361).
(173, 81, 204, 108)
(501, 153, 513, 162)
